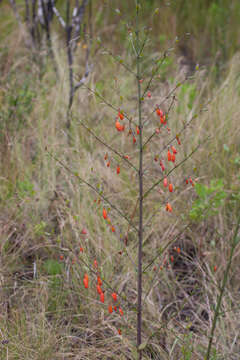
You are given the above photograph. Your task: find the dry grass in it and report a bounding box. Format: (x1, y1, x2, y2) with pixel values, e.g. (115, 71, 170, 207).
(0, 4, 240, 360)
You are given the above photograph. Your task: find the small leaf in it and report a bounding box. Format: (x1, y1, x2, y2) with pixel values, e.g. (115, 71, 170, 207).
(138, 341, 148, 351)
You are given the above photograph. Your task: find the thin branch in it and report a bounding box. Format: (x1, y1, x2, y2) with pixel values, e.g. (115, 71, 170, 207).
(82, 84, 138, 127)
(143, 137, 210, 199)
(47, 150, 138, 233)
(78, 120, 139, 172)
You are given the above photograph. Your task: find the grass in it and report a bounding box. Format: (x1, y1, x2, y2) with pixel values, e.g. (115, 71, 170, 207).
(0, 1, 240, 359)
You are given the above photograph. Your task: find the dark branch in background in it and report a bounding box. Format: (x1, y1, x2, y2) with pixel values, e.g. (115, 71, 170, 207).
(40, 0, 58, 74)
(62, 0, 90, 129)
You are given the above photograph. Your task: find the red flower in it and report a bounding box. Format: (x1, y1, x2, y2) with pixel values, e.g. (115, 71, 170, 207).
(169, 183, 173, 192)
(163, 178, 168, 188)
(166, 203, 172, 212)
(83, 274, 89, 289)
(97, 284, 102, 295)
(115, 120, 124, 132)
(108, 305, 113, 313)
(100, 292, 105, 303)
(112, 292, 117, 302)
(117, 165, 120, 174)
(167, 150, 171, 161)
(97, 276, 102, 286)
(119, 307, 124, 316)
(103, 208, 107, 219)
(118, 111, 124, 120)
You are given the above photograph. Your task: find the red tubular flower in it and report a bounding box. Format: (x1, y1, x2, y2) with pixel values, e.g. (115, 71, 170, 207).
(133, 136, 136, 144)
(81, 228, 87, 235)
(169, 183, 173, 192)
(97, 284, 102, 295)
(97, 276, 102, 286)
(136, 126, 140, 135)
(94, 259, 98, 268)
(160, 114, 166, 124)
(83, 274, 89, 289)
(171, 146, 177, 154)
(117, 165, 120, 174)
(104, 153, 108, 160)
(163, 178, 168, 187)
(167, 150, 171, 161)
(107, 161, 110, 167)
(108, 305, 113, 314)
(147, 91, 151, 98)
(156, 108, 163, 117)
(118, 111, 124, 120)
(176, 135, 181, 145)
(119, 307, 124, 316)
(166, 203, 172, 212)
(115, 120, 124, 132)
(100, 292, 105, 303)
(171, 153, 176, 163)
(112, 292, 117, 302)
(111, 226, 115, 232)
(80, 247, 83, 253)
(103, 208, 107, 219)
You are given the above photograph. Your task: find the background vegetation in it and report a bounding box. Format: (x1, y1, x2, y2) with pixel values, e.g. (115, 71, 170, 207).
(0, 0, 240, 359)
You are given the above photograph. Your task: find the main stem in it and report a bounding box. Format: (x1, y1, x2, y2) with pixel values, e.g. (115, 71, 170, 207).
(136, 2, 143, 359)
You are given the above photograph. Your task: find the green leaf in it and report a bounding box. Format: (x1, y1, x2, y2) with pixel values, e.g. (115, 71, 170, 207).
(138, 340, 148, 351)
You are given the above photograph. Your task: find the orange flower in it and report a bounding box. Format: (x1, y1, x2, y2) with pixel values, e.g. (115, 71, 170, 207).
(103, 208, 107, 219)
(171, 146, 177, 154)
(97, 276, 102, 286)
(79, 247, 83, 253)
(176, 247, 181, 254)
(59, 255, 64, 261)
(118, 111, 124, 120)
(133, 136, 136, 144)
(156, 108, 163, 117)
(168, 183, 173, 192)
(83, 274, 89, 289)
(115, 120, 124, 132)
(112, 292, 117, 302)
(111, 226, 115, 232)
(166, 203, 172, 212)
(118, 329, 122, 335)
(171, 153, 175, 163)
(176, 135, 181, 145)
(108, 305, 113, 314)
(100, 292, 105, 303)
(117, 165, 120, 174)
(104, 153, 108, 160)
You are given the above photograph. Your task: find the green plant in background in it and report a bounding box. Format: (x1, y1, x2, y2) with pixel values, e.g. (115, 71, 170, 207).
(189, 179, 227, 221)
